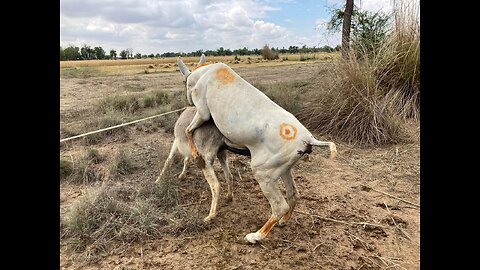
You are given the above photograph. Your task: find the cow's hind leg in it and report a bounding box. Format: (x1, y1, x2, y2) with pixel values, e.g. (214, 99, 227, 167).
(178, 156, 189, 179)
(278, 168, 298, 226)
(245, 174, 289, 244)
(156, 140, 178, 183)
(217, 150, 234, 202)
(202, 156, 221, 223)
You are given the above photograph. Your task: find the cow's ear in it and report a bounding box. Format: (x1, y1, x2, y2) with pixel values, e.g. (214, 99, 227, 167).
(197, 54, 206, 66)
(178, 56, 191, 78)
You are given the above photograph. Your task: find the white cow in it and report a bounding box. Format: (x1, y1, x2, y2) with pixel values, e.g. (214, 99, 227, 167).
(178, 55, 337, 243)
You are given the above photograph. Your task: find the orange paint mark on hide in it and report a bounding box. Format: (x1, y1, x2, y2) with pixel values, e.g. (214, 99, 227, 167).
(279, 123, 297, 141)
(216, 67, 235, 84)
(193, 63, 210, 71)
(259, 216, 278, 236)
(186, 132, 199, 158)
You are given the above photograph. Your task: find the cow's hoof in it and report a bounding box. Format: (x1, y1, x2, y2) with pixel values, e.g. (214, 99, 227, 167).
(203, 215, 215, 223)
(244, 232, 262, 244)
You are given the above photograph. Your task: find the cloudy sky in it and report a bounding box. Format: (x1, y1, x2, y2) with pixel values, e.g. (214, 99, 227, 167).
(60, 0, 394, 55)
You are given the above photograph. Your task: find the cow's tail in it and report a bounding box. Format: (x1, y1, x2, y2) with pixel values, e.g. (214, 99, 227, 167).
(309, 138, 337, 159)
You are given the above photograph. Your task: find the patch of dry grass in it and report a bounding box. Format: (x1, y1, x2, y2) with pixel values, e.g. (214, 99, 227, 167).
(300, 71, 408, 145)
(60, 53, 341, 77)
(61, 183, 161, 264)
(60, 67, 105, 78)
(81, 113, 129, 145)
(301, 0, 419, 146)
(141, 90, 170, 108)
(110, 149, 137, 176)
(96, 95, 140, 114)
(61, 171, 210, 265)
(60, 148, 107, 184)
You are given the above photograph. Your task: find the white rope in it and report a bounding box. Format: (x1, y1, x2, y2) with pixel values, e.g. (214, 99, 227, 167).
(60, 107, 187, 143)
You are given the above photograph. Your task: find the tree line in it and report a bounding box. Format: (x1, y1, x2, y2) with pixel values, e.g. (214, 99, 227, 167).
(60, 44, 341, 61)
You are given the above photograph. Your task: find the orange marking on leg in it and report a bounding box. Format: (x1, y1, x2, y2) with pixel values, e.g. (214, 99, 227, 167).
(216, 67, 235, 84)
(259, 216, 278, 237)
(187, 133, 199, 158)
(279, 123, 297, 140)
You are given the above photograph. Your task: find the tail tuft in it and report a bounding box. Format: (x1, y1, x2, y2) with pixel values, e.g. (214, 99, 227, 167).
(329, 142, 337, 159)
(309, 138, 337, 159)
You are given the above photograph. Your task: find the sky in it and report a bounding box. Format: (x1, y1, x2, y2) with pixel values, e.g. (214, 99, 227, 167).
(60, 0, 395, 55)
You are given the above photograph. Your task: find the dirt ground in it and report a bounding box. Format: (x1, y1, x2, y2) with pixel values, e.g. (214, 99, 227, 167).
(60, 62, 420, 270)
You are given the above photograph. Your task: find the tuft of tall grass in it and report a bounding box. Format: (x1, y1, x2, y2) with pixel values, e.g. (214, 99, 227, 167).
(170, 90, 188, 110)
(262, 45, 279, 60)
(60, 148, 106, 184)
(60, 159, 74, 179)
(62, 184, 163, 263)
(302, 0, 419, 145)
(85, 148, 103, 164)
(81, 113, 128, 145)
(96, 95, 140, 114)
(152, 113, 178, 134)
(300, 68, 407, 145)
(137, 174, 180, 209)
(110, 149, 137, 176)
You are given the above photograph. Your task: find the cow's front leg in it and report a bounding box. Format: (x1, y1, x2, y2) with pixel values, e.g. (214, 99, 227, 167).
(185, 97, 211, 167)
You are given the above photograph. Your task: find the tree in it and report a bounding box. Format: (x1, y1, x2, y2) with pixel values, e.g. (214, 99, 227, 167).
(120, 50, 128, 59)
(342, 0, 354, 59)
(321, 45, 334, 52)
(135, 53, 142, 59)
(217, 47, 225, 56)
(63, 45, 81, 60)
(328, 4, 390, 57)
(110, 49, 117, 60)
(288, 46, 299, 54)
(126, 48, 133, 59)
(80, 44, 94, 60)
(60, 46, 65, 61)
(350, 10, 389, 55)
(204, 50, 217, 56)
(93, 46, 106, 59)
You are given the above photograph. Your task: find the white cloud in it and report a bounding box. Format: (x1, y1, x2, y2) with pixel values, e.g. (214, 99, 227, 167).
(359, 0, 393, 13)
(61, 0, 291, 53)
(60, 0, 403, 54)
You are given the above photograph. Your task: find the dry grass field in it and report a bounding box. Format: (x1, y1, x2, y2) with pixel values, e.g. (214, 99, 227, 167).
(60, 56, 419, 269)
(60, 53, 340, 76)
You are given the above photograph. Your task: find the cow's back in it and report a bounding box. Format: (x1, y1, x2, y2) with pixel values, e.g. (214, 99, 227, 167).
(200, 64, 313, 167)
